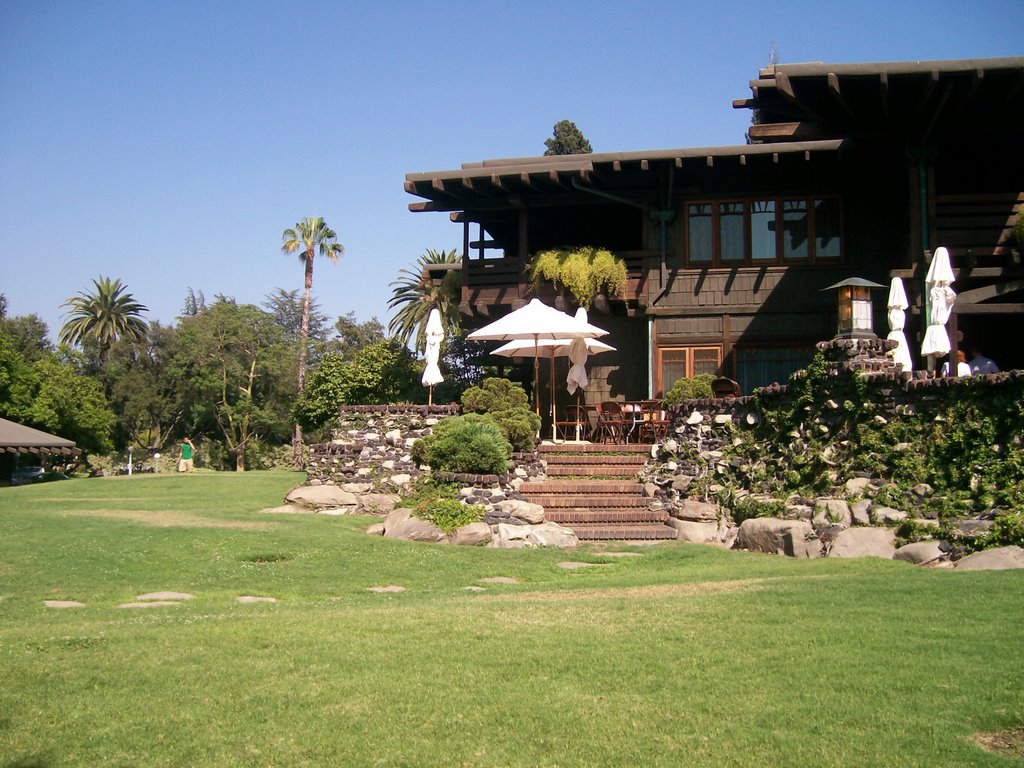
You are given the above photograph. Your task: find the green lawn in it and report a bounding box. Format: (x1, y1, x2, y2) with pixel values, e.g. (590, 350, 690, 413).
(1, 473, 1021, 767)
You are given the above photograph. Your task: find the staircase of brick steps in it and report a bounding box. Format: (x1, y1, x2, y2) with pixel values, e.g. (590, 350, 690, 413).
(520, 443, 676, 541)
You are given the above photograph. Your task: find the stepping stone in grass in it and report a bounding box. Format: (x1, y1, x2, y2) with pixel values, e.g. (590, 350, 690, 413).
(558, 561, 608, 570)
(462, 586, 486, 592)
(478, 576, 519, 584)
(236, 596, 277, 604)
(367, 585, 406, 593)
(136, 592, 195, 601)
(43, 600, 86, 608)
(117, 601, 183, 609)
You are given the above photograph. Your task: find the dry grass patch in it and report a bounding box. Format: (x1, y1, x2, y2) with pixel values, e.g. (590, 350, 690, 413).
(975, 728, 1024, 759)
(60, 508, 275, 530)
(480, 577, 768, 603)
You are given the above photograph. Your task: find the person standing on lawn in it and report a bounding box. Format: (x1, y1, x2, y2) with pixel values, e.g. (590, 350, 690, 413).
(177, 437, 195, 473)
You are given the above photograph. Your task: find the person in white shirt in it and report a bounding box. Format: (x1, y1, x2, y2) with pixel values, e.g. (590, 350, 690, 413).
(941, 349, 972, 377)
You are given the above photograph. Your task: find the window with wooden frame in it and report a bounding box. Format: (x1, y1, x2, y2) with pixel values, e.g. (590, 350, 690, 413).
(656, 345, 722, 396)
(683, 196, 842, 267)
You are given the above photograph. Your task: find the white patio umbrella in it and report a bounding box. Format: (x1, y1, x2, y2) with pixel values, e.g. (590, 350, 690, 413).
(421, 309, 444, 405)
(921, 246, 957, 366)
(885, 277, 913, 372)
(467, 298, 607, 417)
(492, 333, 616, 440)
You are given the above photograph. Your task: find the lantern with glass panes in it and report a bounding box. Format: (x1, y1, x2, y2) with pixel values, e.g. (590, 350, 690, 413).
(823, 278, 886, 339)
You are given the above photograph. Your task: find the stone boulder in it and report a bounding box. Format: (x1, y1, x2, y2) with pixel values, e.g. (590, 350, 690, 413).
(490, 522, 578, 549)
(673, 499, 719, 522)
(736, 518, 818, 557)
(828, 527, 896, 559)
(873, 506, 908, 524)
(850, 499, 872, 526)
(494, 499, 546, 525)
(356, 493, 402, 515)
(382, 508, 446, 543)
(813, 498, 852, 528)
(667, 519, 719, 544)
(894, 541, 945, 566)
(285, 485, 358, 512)
(954, 546, 1024, 571)
(448, 522, 492, 547)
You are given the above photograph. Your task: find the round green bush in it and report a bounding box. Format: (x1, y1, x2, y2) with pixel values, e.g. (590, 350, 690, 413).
(411, 414, 511, 474)
(663, 373, 715, 405)
(461, 377, 530, 413)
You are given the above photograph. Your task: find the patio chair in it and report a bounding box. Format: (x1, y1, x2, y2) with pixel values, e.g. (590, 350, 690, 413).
(554, 405, 588, 441)
(711, 377, 742, 398)
(595, 401, 629, 444)
(638, 400, 671, 443)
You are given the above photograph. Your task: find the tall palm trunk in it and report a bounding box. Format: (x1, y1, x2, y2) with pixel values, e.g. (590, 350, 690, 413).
(293, 254, 315, 469)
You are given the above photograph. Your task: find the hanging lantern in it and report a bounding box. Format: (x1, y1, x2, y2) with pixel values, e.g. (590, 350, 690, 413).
(823, 278, 886, 339)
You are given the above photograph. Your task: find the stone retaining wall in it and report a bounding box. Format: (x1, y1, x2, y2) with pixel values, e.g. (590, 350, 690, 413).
(306, 405, 546, 495)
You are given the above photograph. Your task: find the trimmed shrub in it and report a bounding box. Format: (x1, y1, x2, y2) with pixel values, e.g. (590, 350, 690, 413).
(663, 373, 715, 405)
(399, 479, 485, 533)
(411, 414, 511, 474)
(461, 378, 540, 452)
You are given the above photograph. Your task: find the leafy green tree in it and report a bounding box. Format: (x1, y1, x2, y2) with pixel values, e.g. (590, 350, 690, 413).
(0, 312, 52, 363)
(59, 276, 148, 364)
(106, 322, 183, 454)
(387, 248, 461, 354)
(172, 300, 294, 471)
(0, 326, 115, 456)
(281, 217, 345, 468)
(294, 341, 421, 431)
(544, 119, 593, 156)
(328, 311, 385, 358)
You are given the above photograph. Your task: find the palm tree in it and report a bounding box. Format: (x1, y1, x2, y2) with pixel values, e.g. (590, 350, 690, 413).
(59, 276, 148, 362)
(388, 248, 462, 354)
(281, 216, 344, 469)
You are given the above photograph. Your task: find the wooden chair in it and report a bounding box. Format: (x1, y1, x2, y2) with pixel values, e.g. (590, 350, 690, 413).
(638, 400, 670, 443)
(712, 377, 742, 398)
(595, 401, 629, 444)
(554, 405, 588, 441)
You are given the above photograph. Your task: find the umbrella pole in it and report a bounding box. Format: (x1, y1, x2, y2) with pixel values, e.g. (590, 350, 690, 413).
(550, 351, 557, 441)
(575, 392, 581, 442)
(428, 385, 433, 407)
(533, 335, 540, 416)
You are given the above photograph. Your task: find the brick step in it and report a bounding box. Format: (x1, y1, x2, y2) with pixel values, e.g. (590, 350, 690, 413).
(543, 453, 647, 466)
(527, 495, 650, 509)
(545, 464, 643, 477)
(546, 509, 669, 524)
(540, 443, 651, 455)
(520, 481, 644, 494)
(568, 523, 678, 541)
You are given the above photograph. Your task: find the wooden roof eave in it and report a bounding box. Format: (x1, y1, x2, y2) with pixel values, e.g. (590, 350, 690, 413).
(405, 139, 848, 208)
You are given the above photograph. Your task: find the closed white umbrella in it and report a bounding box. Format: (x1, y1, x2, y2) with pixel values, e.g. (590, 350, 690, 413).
(885, 277, 913, 372)
(467, 298, 607, 418)
(921, 246, 957, 364)
(421, 309, 444, 404)
(566, 307, 591, 396)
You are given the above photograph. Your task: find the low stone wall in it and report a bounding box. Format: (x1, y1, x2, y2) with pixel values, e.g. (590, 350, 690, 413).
(643, 338, 1024, 561)
(306, 404, 547, 498)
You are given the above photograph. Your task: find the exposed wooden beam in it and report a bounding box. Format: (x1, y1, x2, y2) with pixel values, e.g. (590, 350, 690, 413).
(915, 70, 940, 113)
(519, 172, 537, 190)
(732, 98, 755, 110)
(775, 72, 796, 101)
(706, 156, 714, 167)
(432, 178, 445, 192)
(462, 177, 474, 192)
(953, 303, 1024, 314)
(955, 279, 1024, 305)
(879, 72, 889, 119)
(469, 239, 499, 249)
(746, 121, 821, 140)
(640, 159, 649, 171)
(403, 180, 416, 194)
(739, 154, 746, 166)
(612, 160, 622, 172)
(490, 174, 504, 190)
(827, 72, 856, 117)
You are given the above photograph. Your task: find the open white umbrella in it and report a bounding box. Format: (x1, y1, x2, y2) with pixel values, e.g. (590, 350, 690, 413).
(921, 246, 956, 365)
(467, 298, 607, 418)
(885, 277, 913, 372)
(421, 308, 444, 405)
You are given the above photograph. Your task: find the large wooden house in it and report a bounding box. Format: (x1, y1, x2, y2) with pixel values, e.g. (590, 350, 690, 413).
(404, 57, 1023, 405)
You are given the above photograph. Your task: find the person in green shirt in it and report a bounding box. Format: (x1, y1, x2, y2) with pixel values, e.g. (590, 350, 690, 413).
(177, 437, 195, 473)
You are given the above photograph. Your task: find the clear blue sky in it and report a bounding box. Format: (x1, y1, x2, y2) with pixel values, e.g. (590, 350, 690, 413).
(1, 0, 1020, 340)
